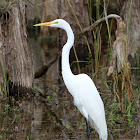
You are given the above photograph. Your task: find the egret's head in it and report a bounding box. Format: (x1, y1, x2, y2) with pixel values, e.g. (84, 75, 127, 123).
(34, 19, 68, 29)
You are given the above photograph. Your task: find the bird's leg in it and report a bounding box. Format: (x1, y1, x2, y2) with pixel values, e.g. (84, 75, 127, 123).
(86, 119, 90, 140)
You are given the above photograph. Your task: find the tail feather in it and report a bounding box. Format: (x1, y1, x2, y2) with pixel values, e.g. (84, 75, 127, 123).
(88, 116, 108, 140)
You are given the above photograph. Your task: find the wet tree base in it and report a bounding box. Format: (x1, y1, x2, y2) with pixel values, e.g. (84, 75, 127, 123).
(8, 81, 33, 100)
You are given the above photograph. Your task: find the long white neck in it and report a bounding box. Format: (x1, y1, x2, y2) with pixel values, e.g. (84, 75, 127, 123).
(62, 23, 75, 83)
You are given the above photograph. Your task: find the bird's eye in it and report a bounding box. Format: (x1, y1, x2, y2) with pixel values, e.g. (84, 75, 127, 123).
(53, 21, 58, 24)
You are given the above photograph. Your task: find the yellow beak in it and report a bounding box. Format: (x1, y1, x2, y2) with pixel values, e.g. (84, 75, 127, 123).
(34, 21, 53, 26)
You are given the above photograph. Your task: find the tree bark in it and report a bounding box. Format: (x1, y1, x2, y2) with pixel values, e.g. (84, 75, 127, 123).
(0, 1, 34, 94)
(120, 0, 140, 64)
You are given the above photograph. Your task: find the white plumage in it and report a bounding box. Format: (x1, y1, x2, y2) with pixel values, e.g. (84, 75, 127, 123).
(34, 19, 108, 140)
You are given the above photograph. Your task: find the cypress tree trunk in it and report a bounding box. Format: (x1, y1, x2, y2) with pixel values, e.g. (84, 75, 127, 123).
(0, 1, 34, 95)
(120, 0, 140, 65)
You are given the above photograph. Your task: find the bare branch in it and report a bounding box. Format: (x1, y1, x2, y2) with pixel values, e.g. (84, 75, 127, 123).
(34, 50, 61, 78)
(75, 14, 122, 42)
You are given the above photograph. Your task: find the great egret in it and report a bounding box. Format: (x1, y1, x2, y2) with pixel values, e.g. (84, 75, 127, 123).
(34, 19, 108, 140)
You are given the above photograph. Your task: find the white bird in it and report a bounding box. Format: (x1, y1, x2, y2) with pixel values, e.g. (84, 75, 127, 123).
(34, 19, 108, 140)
